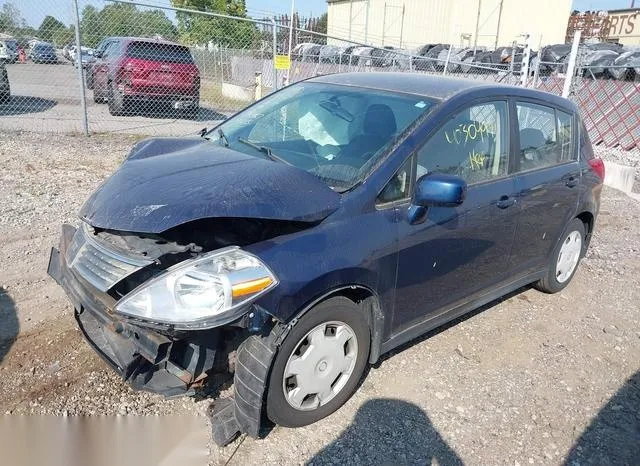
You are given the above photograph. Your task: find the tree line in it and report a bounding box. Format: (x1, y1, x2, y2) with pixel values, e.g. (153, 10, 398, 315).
(0, 1, 328, 51)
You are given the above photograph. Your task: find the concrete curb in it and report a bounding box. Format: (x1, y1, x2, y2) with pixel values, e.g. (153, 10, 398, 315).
(603, 160, 636, 194)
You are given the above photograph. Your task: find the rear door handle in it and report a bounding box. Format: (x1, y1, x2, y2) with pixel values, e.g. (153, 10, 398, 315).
(496, 195, 517, 209)
(563, 175, 579, 188)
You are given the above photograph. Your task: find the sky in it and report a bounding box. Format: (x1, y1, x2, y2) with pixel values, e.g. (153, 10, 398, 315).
(1, 0, 635, 29)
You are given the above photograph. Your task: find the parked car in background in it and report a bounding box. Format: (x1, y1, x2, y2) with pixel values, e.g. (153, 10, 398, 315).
(413, 43, 449, 70)
(74, 48, 96, 69)
(0, 61, 10, 103)
(29, 42, 58, 64)
(339, 45, 360, 65)
(351, 46, 374, 66)
(92, 37, 200, 118)
(319, 45, 342, 64)
(86, 38, 119, 89)
(48, 73, 604, 447)
(291, 43, 314, 61)
(0, 40, 18, 63)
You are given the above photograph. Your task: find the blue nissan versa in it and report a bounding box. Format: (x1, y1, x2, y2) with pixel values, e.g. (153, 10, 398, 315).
(48, 73, 604, 444)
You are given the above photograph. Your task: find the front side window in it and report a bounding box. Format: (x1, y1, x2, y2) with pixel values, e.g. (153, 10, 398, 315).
(377, 156, 414, 204)
(417, 101, 509, 184)
(212, 82, 434, 191)
(516, 102, 574, 170)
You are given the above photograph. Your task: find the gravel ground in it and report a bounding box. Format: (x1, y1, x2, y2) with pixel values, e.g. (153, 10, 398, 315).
(1, 131, 639, 465)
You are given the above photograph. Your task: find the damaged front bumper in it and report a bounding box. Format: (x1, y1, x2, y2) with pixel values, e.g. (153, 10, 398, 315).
(47, 224, 222, 397)
(48, 224, 280, 446)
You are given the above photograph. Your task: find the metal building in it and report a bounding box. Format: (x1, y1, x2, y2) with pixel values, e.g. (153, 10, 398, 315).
(327, 0, 573, 50)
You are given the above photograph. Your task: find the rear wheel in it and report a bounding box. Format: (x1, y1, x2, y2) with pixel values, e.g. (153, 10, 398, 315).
(107, 81, 127, 116)
(535, 218, 585, 293)
(266, 297, 370, 428)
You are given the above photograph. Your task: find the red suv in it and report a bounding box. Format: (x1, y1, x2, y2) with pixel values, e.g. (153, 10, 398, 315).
(92, 38, 200, 118)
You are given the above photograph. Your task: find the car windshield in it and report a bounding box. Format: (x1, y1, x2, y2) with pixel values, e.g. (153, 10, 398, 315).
(126, 42, 194, 64)
(35, 44, 54, 52)
(210, 82, 434, 191)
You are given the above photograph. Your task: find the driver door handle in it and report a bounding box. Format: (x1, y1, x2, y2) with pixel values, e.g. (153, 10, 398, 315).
(496, 195, 517, 209)
(563, 175, 579, 188)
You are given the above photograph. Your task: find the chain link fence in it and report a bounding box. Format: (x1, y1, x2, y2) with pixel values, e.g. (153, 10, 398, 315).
(0, 0, 638, 153)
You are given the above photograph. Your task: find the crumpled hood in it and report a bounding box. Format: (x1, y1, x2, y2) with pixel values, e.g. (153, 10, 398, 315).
(79, 137, 340, 233)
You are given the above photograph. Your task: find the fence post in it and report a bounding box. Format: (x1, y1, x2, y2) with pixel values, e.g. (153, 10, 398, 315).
(443, 44, 453, 75)
(519, 34, 530, 87)
(562, 31, 581, 98)
(72, 0, 89, 136)
(272, 18, 278, 91)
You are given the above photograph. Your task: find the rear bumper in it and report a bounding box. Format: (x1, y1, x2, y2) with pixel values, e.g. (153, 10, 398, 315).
(47, 225, 222, 397)
(121, 86, 199, 106)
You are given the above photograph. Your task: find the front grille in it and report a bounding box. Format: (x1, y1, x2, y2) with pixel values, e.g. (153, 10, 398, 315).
(66, 224, 153, 292)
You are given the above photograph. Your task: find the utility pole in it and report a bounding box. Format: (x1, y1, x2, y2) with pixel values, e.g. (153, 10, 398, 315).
(399, 4, 405, 48)
(494, 0, 504, 50)
(349, 0, 353, 41)
(364, 0, 370, 44)
(474, 0, 482, 53)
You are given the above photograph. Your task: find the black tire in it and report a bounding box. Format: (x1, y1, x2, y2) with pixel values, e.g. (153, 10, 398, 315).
(93, 89, 105, 104)
(266, 296, 370, 428)
(107, 81, 126, 116)
(182, 106, 199, 120)
(86, 71, 94, 90)
(535, 218, 586, 294)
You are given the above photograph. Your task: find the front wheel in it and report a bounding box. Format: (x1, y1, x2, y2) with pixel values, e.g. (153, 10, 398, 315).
(535, 218, 586, 293)
(266, 297, 370, 428)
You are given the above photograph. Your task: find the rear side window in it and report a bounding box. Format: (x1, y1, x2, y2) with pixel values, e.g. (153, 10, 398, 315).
(516, 102, 575, 171)
(557, 110, 574, 162)
(126, 42, 194, 64)
(417, 101, 509, 184)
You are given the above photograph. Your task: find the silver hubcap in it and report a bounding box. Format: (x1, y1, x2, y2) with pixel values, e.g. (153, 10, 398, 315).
(282, 321, 358, 411)
(556, 230, 582, 283)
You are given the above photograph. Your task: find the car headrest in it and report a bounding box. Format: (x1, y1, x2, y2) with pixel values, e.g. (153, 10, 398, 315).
(364, 104, 397, 138)
(519, 128, 546, 151)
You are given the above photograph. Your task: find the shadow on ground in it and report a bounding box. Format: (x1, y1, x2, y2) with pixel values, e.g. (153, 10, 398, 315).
(564, 370, 640, 465)
(0, 96, 57, 116)
(119, 103, 228, 122)
(0, 287, 19, 364)
(310, 398, 463, 465)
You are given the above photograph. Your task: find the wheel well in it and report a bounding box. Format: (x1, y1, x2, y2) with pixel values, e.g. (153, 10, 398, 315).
(576, 211, 594, 236)
(299, 286, 385, 364)
(576, 211, 594, 254)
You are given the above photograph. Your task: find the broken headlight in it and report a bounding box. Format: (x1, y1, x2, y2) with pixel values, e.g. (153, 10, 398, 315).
(114, 247, 277, 329)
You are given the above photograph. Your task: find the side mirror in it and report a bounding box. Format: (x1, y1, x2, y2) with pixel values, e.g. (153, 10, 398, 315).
(409, 173, 466, 225)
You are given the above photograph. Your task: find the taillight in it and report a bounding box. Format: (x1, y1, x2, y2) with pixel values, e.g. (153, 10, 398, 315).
(588, 158, 605, 180)
(123, 61, 145, 73)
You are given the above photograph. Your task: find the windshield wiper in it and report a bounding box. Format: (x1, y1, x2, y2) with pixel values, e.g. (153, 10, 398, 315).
(236, 138, 292, 165)
(218, 128, 229, 147)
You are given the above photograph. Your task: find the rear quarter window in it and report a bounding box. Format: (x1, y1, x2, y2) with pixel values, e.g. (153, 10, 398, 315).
(126, 42, 194, 64)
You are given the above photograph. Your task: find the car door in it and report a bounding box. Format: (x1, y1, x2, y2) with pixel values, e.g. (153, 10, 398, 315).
(93, 41, 118, 93)
(391, 99, 519, 333)
(509, 101, 581, 274)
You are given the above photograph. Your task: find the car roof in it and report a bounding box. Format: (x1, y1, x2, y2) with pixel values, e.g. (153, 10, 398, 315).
(307, 72, 576, 110)
(119, 37, 188, 47)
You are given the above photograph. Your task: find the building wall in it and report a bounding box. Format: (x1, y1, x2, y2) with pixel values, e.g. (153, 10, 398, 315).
(327, 0, 573, 50)
(602, 9, 640, 45)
